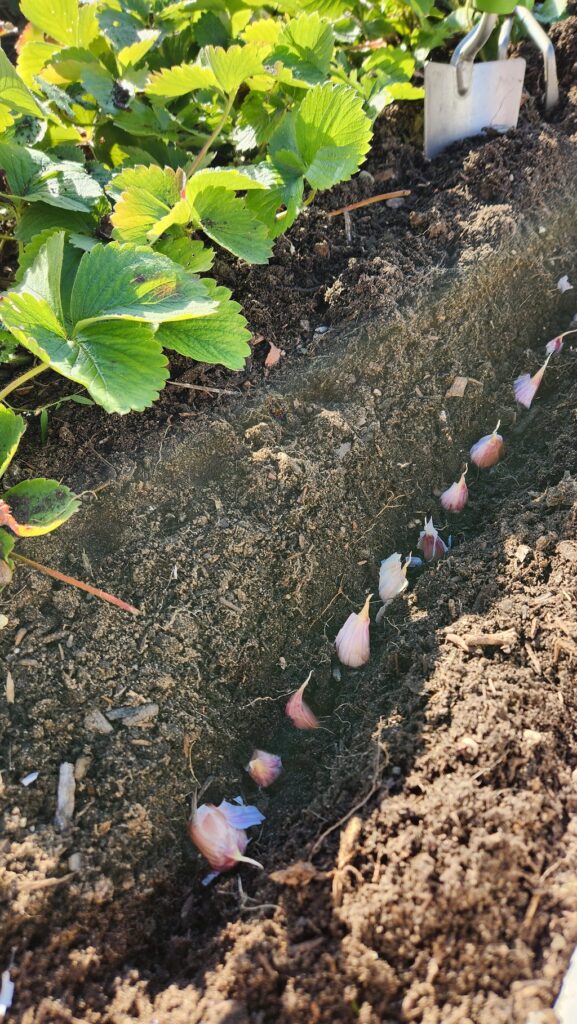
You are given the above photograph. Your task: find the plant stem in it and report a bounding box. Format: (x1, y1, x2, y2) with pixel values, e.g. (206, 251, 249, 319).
(187, 92, 236, 178)
(12, 553, 141, 615)
(328, 189, 411, 217)
(559, 328, 577, 341)
(0, 362, 50, 403)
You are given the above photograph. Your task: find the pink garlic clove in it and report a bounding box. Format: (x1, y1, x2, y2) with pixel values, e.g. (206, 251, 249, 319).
(335, 594, 371, 668)
(188, 803, 263, 874)
(417, 517, 448, 562)
(514, 356, 550, 409)
(246, 750, 283, 788)
(470, 422, 504, 469)
(440, 467, 468, 513)
(545, 336, 563, 356)
(285, 672, 319, 729)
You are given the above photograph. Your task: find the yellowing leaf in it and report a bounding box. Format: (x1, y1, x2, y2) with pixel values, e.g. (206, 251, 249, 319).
(242, 18, 281, 53)
(1, 479, 79, 536)
(118, 30, 160, 72)
(145, 63, 217, 98)
(201, 43, 264, 95)
(110, 165, 184, 244)
(20, 0, 99, 48)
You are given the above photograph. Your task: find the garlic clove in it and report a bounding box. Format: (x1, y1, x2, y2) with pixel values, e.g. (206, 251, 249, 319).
(285, 671, 319, 729)
(514, 356, 550, 409)
(246, 750, 283, 788)
(470, 422, 504, 469)
(546, 336, 563, 356)
(335, 594, 371, 668)
(189, 803, 264, 875)
(378, 554, 410, 605)
(417, 517, 448, 561)
(440, 467, 468, 512)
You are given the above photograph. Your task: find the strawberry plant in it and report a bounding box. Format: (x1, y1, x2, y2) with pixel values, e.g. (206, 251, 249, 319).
(0, 2, 379, 411)
(1, 0, 566, 417)
(0, 402, 78, 586)
(0, 400, 140, 610)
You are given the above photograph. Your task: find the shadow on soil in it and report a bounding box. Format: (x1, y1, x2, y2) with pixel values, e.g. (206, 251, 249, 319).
(2, 206, 577, 1022)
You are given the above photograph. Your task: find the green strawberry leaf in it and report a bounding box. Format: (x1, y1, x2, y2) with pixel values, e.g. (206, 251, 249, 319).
(69, 241, 217, 327)
(0, 405, 26, 478)
(0, 143, 103, 212)
(190, 188, 273, 263)
(157, 280, 251, 370)
(98, 4, 148, 51)
(15, 202, 100, 245)
(33, 76, 76, 119)
(2, 291, 169, 413)
(0, 330, 19, 365)
(241, 17, 281, 52)
(1, 478, 79, 536)
(201, 43, 264, 95)
(154, 236, 215, 274)
(0, 45, 43, 122)
(20, 0, 99, 48)
(0, 527, 15, 564)
(145, 62, 218, 98)
(274, 83, 373, 191)
(245, 173, 304, 238)
(113, 99, 181, 139)
(2, 233, 201, 413)
(269, 12, 334, 84)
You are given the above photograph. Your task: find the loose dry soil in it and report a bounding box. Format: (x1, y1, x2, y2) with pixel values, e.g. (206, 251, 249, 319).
(2, 13, 577, 1024)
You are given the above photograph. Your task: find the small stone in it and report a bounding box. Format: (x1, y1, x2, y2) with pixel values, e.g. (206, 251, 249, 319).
(68, 852, 82, 872)
(336, 442, 352, 460)
(20, 772, 39, 787)
(55, 762, 75, 832)
(84, 709, 113, 734)
(74, 755, 92, 781)
(0, 614, 8, 630)
(106, 703, 159, 727)
(457, 735, 479, 761)
(515, 544, 532, 564)
(523, 729, 543, 750)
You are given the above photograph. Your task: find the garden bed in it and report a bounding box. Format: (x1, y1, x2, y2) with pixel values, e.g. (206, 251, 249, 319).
(1, 15, 577, 1024)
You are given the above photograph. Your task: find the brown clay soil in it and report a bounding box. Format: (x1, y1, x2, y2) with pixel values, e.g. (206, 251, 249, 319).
(2, 14, 577, 1024)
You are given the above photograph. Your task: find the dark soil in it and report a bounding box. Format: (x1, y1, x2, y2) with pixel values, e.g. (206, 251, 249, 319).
(2, 14, 577, 1024)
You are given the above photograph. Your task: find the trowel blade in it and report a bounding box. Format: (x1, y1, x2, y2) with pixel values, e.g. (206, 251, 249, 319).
(424, 58, 526, 160)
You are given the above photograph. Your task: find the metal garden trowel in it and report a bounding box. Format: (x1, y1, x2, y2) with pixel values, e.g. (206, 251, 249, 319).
(424, 0, 559, 159)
